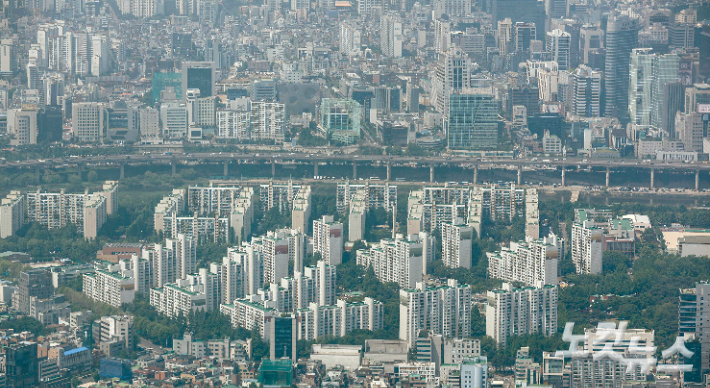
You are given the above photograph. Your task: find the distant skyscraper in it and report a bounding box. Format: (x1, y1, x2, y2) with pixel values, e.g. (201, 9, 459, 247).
(380, 15, 403, 58)
(546, 29, 571, 68)
(544, 0, 566, 24)
(434, 47, 473, 113)
(72, 102, 106, 142)
(628, 48, 655, 126)
(603, 13, 640, 118)
(490, 0, 544, 39)
(445, 91, 499, 149)
(569, 65, 602, 117)
(181, 61, 215, 99)
(514, 22, 536, 52)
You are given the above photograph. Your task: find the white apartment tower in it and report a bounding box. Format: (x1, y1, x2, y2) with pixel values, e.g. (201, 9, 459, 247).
(312, 215, 343, 266)
(441, 222, 473, 269)
(487, 234, 561, 286)
(486, 282, 558, 346)
(357, 233, 433, 288)
(399, 279, 472, 348)
(571, 221, 603, 275)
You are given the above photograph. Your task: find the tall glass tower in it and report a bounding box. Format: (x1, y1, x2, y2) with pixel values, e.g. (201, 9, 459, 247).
(603, 14, 640, 119)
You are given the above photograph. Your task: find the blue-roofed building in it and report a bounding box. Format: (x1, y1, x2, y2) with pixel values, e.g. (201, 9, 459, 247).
(58, 347, 92, 373)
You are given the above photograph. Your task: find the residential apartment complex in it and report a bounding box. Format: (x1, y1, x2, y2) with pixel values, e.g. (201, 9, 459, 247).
(486, 282, 558, 346)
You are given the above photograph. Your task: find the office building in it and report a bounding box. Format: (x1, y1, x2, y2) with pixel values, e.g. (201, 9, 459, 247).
(380, 15, 403, 58)
(441, 222, 473, 269)
(514, 22, 536, 52)
(603, 14, 640, 118)
(579, 24, 604, 66)
(160, 102, 189, 139)
(546, 29, 571, 69)
(182, 61, 215, 99)
(460, 357, 488, 388)
(0, 191, 25, 238)
(486, 282, 558, 346)
(399, 279, 472, 347)
(434, 47, 473, 114)
(319, 99, 361, 145)
(569, 65, 602, 117)
(139, 107, 161, 143)
(486, 234, 561, 286)
(357, 233, 433, 288)
(444, 338, 481, 364)
(7, 109, 38, 146)
(445, 89, 499, 150)
(72, 102, 105, 142)
(37, 105, 63, 143)
(490, 0, 544, 37)
(312, 215, 343, 266)
(96, 315, 135, 352)
(270, 316, 297, 361)
(12, 269, 54, 315)
(434, 0, 470, 19)
(6, 342, 38, 388)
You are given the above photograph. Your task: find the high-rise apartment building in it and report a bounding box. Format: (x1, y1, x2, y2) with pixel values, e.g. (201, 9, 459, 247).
(0, 191, 25, 238)
(357, 233, 433, 288)
(312, 215, 343, 266)
(486, 234, 561, 286)
(250, 101, 285, 142)
(441, 222, 473, 269)
(485, 282, 558, 346)
(399, 279, 472, 348)
(83, 268, 136, 307)
(571, 220, 603, 275)
(339, 22, 362, 56)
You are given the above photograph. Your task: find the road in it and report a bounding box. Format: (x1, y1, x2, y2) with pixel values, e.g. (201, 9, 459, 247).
(2, 151, 708, 172)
